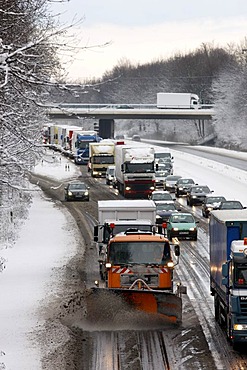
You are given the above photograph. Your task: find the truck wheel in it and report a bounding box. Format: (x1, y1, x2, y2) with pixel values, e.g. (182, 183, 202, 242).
(232, 342, 240, 351)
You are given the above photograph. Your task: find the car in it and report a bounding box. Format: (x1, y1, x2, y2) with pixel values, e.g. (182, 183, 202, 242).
(64, 181, 90, 201)
(218, 200, 245, 210)
(154, 166, 171, 188)
(115, 134, 125, 140)
(155, 201, 180, 224)
(186, 185, 213, 206)
(156, 161, 173, 175)
(163, 175, 182, 192)
(154, 151, 173, 163)
(166, 212, 198, 241)
(201, 195, 226, 217)
(150, 190, 174, 203)
(175, 178, 196, 197)
(116, 105, 134, 109)
(105, 165, 116, 185)
(132, 134, 141, 141)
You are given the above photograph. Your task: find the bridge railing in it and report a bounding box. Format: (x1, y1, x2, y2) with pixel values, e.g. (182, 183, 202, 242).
(51, 103, 214, 110)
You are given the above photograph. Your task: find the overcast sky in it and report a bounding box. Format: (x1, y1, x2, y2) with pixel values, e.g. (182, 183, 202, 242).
(50, 0, 247, 80)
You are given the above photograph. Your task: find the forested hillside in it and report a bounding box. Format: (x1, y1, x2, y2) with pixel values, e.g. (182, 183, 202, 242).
(53, 42, 247, 150)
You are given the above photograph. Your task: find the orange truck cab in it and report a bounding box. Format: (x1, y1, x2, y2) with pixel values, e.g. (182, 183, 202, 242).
(105, 231, 175, 291)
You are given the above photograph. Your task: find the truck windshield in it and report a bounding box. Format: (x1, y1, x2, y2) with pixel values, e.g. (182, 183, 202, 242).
(92, 155, 114, 164)
(155, 153, 171, 159)
(78, 142, 89, 149)
(234, 265, 247, 287)
(109, 241, 171, 265)
(125, 162, 154, 173)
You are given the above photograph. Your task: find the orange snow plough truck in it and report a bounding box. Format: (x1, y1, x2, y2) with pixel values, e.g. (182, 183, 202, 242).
(97, 228, 185, 324)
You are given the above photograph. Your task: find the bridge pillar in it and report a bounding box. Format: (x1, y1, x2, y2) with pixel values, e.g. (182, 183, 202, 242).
(98, 119, 114, 139)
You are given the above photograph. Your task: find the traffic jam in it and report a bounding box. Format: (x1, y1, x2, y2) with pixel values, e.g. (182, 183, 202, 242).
(45, 124, 247, 355)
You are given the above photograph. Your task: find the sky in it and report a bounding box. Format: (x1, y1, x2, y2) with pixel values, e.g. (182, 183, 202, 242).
(1, 144, 247, 368)
(49, 0, 247, 80)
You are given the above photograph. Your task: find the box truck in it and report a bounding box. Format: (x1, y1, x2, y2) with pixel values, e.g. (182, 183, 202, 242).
(209, 209, 247, 349)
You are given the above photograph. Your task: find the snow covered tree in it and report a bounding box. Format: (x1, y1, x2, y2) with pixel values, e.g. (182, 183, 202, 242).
(0, 0, 64, 245)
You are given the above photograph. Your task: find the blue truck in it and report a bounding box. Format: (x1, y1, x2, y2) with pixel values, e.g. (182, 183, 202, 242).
(72, 130, 101, 165)
(209, 209, 247, 349)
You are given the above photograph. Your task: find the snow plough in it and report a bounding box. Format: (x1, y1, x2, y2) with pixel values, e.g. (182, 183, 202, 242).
(94, 226, 186, 324)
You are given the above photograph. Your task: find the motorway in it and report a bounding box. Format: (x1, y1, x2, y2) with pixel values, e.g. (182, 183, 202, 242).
(31, 143, 247, 369)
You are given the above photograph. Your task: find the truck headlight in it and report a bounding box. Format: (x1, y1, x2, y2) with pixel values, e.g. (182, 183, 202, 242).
(167, 261, 174, 268)
(84, 191, 89, 195)
(68, 191, 73, 196)
(173, 227, 179, 231)
(105, 262, 112, 269)
(189, 227, 196, 231)
(234, 324, 247, 330)
(125, 186, 131, 191)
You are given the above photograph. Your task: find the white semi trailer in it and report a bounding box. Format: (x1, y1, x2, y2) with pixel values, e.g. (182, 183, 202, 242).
(157, 93, 200, 109)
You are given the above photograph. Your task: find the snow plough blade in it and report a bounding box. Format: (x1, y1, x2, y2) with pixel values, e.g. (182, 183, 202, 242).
(92, 287, 182, 324)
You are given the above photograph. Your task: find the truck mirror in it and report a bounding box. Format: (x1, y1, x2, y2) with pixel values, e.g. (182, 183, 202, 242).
(222, 277, 228, 286)
(174, 244, 180, 256)
(94, 225, 98, 242)
(222, 262, 228, 278)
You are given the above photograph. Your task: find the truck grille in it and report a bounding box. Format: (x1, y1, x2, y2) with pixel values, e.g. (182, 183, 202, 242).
(240, 296, 247, 315)
(120, 273, 159, 287)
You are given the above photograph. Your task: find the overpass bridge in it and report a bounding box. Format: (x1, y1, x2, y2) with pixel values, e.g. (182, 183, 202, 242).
(47, 103, 215, 139)
(47, 103, 214, 120)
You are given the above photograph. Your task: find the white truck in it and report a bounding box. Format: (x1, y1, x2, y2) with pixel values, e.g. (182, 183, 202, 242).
(89, 141, 115, 177)
(157, 92, 201, 109)
(115, 143, 155, 198)
(93, 199, 157, 277)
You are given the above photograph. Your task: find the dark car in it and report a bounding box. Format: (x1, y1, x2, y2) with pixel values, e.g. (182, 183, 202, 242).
(201, 195, 226, 218)
(175, 178, 196, 197)
(155, 201, 179, 224)
(64, 181, 90, 201)
(186, 185, 213, 206)
(218, 200, 245, 210)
